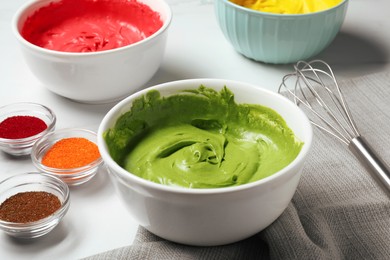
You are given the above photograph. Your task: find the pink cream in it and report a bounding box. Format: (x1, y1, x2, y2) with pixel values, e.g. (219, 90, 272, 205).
(21, 0, 163, 53)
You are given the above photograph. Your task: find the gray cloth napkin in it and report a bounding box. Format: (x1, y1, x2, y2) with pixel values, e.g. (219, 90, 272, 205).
(84, 71, 390, 260)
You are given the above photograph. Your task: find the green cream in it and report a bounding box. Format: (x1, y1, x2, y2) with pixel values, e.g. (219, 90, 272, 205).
(104, 85, 303, 188)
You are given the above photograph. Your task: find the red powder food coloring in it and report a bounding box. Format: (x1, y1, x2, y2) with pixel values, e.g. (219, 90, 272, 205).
(21, 0, 163, 53)
(0, 116, 47, 139)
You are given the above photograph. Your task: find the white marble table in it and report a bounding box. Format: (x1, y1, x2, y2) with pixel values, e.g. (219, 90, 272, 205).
(1, 0, 390, 259)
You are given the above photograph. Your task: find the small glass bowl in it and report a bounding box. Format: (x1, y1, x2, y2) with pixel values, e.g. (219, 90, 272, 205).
(31, 128, 103, 186)
(0, 172, 70, 239)
(0, 102, 56, 156)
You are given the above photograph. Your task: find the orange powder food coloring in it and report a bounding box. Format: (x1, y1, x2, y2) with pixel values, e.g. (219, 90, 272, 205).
(42, 137, 100, 169)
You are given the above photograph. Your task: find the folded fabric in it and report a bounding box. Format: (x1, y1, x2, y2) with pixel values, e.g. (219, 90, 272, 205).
(84, 71, 390, 260)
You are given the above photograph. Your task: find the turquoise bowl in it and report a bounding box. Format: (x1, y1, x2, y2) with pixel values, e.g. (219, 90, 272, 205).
(214, 0, 348, 64)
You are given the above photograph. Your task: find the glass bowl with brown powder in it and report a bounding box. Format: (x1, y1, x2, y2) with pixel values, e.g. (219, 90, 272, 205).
(31, 128, 103, 186)
(0, 172, 70, 239)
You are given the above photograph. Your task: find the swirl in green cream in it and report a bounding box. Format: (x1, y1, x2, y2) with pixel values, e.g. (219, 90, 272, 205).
(104, 85, 303, 188)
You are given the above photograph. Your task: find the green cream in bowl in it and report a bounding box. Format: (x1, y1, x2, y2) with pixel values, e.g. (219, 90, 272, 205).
(97, 79, 312, 246)
(104, 85, 303, 188)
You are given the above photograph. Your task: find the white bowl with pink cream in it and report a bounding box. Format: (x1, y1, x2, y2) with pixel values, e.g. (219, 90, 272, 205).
(12, 0, 172, 103)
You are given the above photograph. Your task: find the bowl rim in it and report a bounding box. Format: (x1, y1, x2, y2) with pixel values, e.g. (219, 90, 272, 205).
(0, 172, 70, 228)
(0, 102, 56, 144)
(31, 128, 103, 175)
(98, 78, 313, 195)
(12, 0, 173, 57)
(220, 0, 348, 17)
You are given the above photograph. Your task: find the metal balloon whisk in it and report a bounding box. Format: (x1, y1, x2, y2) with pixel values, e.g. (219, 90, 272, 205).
(279, 60, 390, 194)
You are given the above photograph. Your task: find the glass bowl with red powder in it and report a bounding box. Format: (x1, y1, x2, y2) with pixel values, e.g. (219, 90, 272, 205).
(31, 128, 103, 186)
(0, 102, 56, 156)
(0, 172, 70, 239)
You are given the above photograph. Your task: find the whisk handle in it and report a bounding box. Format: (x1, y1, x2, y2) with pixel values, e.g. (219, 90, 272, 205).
(349, 136, 390, 193)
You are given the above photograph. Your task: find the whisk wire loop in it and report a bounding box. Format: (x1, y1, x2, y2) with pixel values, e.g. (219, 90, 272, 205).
(298, 61, 360, 138)
(279, 60, 360, 145)
(279, 60, 390, 194)
(281, 73, 349, 145)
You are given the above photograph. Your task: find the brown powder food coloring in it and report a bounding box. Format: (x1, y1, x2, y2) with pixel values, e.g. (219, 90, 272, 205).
(0, 191, 61, 223)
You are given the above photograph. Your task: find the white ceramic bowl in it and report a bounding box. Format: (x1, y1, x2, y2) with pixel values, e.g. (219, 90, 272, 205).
(12, 0, 172, 103)
(214, 0, 348, 64)
(98, 79, 313, 246)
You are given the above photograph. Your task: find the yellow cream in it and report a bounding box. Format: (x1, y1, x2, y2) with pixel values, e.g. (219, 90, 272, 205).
(230, 0, 342, 14)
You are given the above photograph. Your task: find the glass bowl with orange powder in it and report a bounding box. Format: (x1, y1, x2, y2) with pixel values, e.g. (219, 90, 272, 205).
(31, 128, 103, 186)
